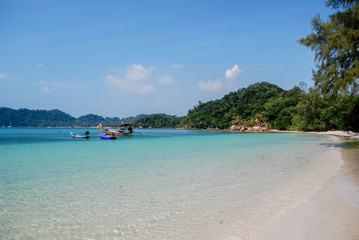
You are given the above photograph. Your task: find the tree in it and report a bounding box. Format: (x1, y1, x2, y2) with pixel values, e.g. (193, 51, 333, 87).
(292, 85, 359, 131)
(261, 86, 302, 130)
(298, 0, 359, 95)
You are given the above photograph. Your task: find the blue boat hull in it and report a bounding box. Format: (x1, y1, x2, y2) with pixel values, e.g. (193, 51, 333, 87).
(100, 134, 117, 140)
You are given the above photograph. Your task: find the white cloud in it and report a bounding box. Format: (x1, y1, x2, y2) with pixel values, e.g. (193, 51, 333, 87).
(171, 64, 184, 69)
(225, 64, 242, 79)
(197, 65, 242, 92)
(158, 74, 175, 84)
(197, 79, 223, 91)
(125, 64, 156, 80)
(104, 64, 156, 94)
(105, 74, 154, 94)
(42, 86, 49, 92)
(0, 72, 9, 79)
(38, 81, 68, 88)
(37, 63, 43, 68)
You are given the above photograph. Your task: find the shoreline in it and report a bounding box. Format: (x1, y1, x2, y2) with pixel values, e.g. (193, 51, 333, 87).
(247, 136, 359, 240)
(313, 130, 359, 140)
(2, 126, 359, 140)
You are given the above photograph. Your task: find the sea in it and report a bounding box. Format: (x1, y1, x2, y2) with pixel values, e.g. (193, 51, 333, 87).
(0, 128, 341, 240)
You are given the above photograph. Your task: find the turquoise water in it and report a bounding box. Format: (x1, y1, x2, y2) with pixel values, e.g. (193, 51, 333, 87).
(0, 128, 337, 239)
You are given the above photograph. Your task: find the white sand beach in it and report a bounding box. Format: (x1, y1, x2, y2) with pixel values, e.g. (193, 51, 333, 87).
(248, 137, 359, 240)
(315, 130, 359, 140)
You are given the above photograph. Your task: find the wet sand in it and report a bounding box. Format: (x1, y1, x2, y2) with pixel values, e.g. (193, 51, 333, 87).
(248, 140, 359, 240)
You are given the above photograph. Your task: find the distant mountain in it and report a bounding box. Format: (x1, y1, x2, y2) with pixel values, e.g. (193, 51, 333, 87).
(76, 114, 121, 127)
(121, 113, 173, 123)
(0, 107, 178, 128)
(0, 108, 122, 127)
(77, 114, 105, 124)
(0, 107, 76, 127)
(128, 113, 185, 128)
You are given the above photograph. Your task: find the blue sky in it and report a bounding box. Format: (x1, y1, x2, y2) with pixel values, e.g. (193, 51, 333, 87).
(0, 0, 334, 118)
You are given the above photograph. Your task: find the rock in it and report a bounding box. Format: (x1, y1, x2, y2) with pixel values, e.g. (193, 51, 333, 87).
(230, 118, 268, 132)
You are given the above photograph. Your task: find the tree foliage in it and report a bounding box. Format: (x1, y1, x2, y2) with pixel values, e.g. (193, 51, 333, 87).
(293, 86, 359, 131)
(1, 80, 358, 131)
(0, 108, 76, 127)
(0, 108, 120, 127)
(128, 114, 186, 128)
(76, 114, 121, 127)
(298, 0, 359, 95)
(186, 82, 301, 130)
(261, 86, 302, 129)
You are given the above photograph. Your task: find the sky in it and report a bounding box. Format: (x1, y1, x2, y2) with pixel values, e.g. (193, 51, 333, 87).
(0, 0, 334, 118)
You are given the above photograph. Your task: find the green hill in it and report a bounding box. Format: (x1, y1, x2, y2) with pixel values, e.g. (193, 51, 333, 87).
(1, 81, 358, 131)
(186, 82, 301, 130)
(0, 108, 75, 127)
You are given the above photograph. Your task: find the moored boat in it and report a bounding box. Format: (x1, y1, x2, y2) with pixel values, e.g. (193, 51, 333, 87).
(102, 124, 133, 136)
(71, 131, 90, 138)
(100, 134, 117, 140)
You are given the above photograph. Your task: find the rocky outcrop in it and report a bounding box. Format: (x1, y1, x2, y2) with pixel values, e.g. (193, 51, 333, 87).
(230, 118, 268, 132)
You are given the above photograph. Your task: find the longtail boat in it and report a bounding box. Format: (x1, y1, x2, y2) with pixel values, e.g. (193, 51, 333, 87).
(71, 131, 89, 138)
(102, 124, 133, 136)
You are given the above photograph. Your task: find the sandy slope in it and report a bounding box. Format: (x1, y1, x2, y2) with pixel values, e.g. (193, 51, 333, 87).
(248, 143, 359, 240)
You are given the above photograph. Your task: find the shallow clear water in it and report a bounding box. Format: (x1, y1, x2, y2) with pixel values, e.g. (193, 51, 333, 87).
(0, 128, 337, 239)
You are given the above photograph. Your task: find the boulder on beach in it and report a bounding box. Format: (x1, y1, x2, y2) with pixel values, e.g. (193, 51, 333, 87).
(230, 118, 268, 132)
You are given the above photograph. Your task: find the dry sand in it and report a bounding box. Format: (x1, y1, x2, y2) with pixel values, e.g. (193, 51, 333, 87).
(248, 138, 359, 240)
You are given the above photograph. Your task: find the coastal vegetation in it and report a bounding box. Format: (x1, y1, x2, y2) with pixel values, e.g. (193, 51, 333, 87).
(298, 0, 358, 96)
(1, 81, 357, 131)
(0, 108, 122, 127)
(0, 108, 76, 127)
(295, 0, 359, 131)
(127, 114, 186, 129)
(185, 82, 301, 130)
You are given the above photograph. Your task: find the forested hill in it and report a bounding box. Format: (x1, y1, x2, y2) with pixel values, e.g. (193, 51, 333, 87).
(184, 81, 358, 131)
(0, 108, 75, 127)
(0, 108, 121, 127)
(185, 82, 302, 130)
(0, 107, 182, 128)
(1, 81, 358, 131)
